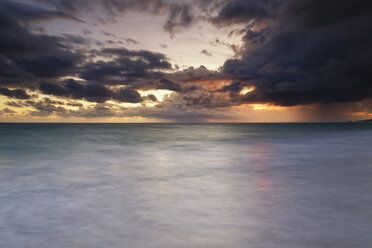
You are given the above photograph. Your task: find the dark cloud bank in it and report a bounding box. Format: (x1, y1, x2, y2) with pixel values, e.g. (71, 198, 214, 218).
(219, 0, 372, 107)
(1, 0, 372, 120)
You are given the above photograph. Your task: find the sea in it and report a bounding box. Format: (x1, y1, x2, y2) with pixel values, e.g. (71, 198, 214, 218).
(0, 123, 371, 248)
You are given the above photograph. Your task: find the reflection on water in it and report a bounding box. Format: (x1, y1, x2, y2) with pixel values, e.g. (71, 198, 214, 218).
(0, 123, 372, 248)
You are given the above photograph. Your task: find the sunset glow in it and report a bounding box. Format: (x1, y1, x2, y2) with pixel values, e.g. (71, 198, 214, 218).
(0, 0, 371, 122)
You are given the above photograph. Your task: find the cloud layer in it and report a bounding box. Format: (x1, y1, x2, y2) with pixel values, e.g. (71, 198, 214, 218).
(1, 0, 372, 121)
(220, 0, 372, 106)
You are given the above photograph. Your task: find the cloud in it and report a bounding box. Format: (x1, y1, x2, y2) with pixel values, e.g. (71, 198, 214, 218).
(102, 31, 116, 37)
(164, 4, 193, 37)
(157, 78, 182, 92)
(125, 38, 139, 44)
(0, 87, 31, 99)
(200, 49, 213, 57)
(285, 0, 372, 28)
(0, 0, 80, 23)
(15, 52, 83, 78)
(0, 108, 16, 115)
(5, 101, 28, 108)
(147, 94, 158, 102)
(39, 80, 143, 103)
(2, 0, 372, 121)
(114, 88, 143, 103)
(219, 0, 372, 106)
(79, 48, 172, 84)
(211, 0, 281, 25)
(168, 66, 218, 82)
(217, 81, 243, 93)
(0, 1, 86, 86)
(34, 0, 204, 36)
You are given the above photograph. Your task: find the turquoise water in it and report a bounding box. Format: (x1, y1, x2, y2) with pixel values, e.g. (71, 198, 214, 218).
(0, 123, 372, 248)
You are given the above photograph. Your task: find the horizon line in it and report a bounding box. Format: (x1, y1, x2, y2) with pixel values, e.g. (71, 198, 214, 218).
(0, 121, 356, 124)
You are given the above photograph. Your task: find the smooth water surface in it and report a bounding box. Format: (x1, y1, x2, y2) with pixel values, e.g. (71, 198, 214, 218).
(0, 123, 372, 248)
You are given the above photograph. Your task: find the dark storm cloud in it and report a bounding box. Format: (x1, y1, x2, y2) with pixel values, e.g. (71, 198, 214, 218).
(285, 0, 372, 28)
(3, 0, 175, 94)
(0, 87, 31, 100)
(0, 0, 182, 105)
(34, 0, 164, 15)
(0, 0, 84, 56)
(39, 81, 111, 103)
(39, 82, 68, 96)
(218, 0, 372, 106)
(26, 99, 68, 117)
(15, 52, 83, 78)
(78, 48, 172, 84)
(114, 88, 143, 103)
(0, 0, 86, 86)
(212, 0, 282, 25)
(157, 78, 182, 92)
(217, 81, 243, 93)
(2, 0, 372, 121)
(242, 27, 271, 45)
(62, 80, 113, 103)
(0, 6, 62, 56)
(0, 0, 199, 88)
(39, 80, 143, 103)
(33, 0, 203, 35)
(100, 48, 172, 69)
(0, 0, 79, 23)
(182, 94, 232, 108)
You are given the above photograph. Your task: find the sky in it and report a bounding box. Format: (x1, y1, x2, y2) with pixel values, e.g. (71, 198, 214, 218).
(0, 0, 372, 122)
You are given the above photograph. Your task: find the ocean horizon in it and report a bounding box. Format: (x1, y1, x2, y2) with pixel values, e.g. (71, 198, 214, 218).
(1, 123, 372, 248)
